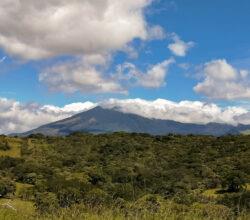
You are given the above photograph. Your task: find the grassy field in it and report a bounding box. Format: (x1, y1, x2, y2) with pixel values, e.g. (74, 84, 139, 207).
(202, 183, 250, 199)
(1, 182, 249, 220)
(0, 137, 22, 157)
(0, 200, 249, 220)
(0, 198, 35, 220)
(1, 184, 250, 220)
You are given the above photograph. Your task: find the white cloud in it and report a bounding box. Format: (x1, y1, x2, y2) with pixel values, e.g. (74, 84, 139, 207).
(101, 98, 247, 125)
(0, 0, 156, 60)
(1, 97, 250, 134)
(168, 34, 194, 57)
(42, 102, 96, 114)
(0, 0, 171, 95)
(39, 55, 126, 94)
(0, 97, 96, 134)
(194, 59, 250, 100)
(115, 58, 175, 88)
(147, 25, 166, 40)
(40, 57, 174, 93)
(139, 59, 175, 87)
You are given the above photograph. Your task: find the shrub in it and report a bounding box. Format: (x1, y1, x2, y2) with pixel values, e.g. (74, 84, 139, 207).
(0, 141, 11, 151)
(35, 192, 59, 213)
(0, 178, 16, 198)
(57, 187, 83, 207)
(84, 188, 110, 207)
(218, 191, 250, 214)
(221, 170, 247, 192)
(132, 194, 163, 213)
(191, 203, 233, 219)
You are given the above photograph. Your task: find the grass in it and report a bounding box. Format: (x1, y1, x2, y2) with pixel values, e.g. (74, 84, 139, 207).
(202, 183, 250, 199)
(246, 183, 250, 191)
(0, 137, 22, 158)
(15, 182, 34, 198)
(240, 130, 250, 135)
(202, 188, 220, 198)
(0, 198, 249, 220)
(0, 198, 35, 220)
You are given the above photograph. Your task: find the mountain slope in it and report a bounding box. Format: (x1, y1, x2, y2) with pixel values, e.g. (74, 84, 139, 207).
(17, 106, 250, 136)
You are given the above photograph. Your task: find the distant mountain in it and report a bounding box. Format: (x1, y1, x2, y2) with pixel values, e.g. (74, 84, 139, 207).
(18, 106, 250, 136)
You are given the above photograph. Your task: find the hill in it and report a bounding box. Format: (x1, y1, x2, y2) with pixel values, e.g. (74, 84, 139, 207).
(18, 106, 250, 136)
(0, 133, 249, 219)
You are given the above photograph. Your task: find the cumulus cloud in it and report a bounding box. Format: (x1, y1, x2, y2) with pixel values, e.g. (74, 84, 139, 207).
(168, 34, 194, 57)
(115, 58, 175, 88)
(39, 55, 126, 94)
(0, 0, 157, 60)
(40, 57, 174, 93)
(0, 0, 172, 95)
(194, 59, 250, 100)
(1, 97, 250, 134)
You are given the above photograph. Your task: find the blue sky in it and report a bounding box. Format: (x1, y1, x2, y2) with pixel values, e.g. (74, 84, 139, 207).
(1, 0, 250, 105)
(1, 0, 250, 133)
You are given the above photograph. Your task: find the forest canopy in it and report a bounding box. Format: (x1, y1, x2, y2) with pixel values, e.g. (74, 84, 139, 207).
(0, 133, 249, 219)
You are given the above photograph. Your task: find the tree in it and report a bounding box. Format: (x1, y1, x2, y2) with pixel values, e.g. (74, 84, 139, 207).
(221, 170, 247, 192)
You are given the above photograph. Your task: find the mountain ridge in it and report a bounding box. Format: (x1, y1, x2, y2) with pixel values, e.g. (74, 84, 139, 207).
(17, 106, 250, 136)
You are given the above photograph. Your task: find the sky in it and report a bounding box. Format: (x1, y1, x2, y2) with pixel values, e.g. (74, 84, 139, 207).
(1, 0, 250, 134)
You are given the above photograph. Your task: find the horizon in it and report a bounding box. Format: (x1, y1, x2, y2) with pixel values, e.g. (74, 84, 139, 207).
(1, 0, 250, 134)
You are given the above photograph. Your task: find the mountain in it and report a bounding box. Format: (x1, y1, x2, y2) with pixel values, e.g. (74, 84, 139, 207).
(18, 106, 250, 136)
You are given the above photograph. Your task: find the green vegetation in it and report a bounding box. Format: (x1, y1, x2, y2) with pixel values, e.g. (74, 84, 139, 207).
(241, 129, 250, 135)
(0, 133, 249, 219)
(0, 135, 21, 157)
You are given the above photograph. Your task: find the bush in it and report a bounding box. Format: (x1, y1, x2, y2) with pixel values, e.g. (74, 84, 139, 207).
(191, 203, 233, 219)
(0, 156, 23, 169)
(132, 194, 163, 213)
(109, 183, 135, 201)
(35, 192, 59, 213)
(218, 191, 250, 214)
(57, 187, 83, 207)
(0, 178, 15, 198)
(84, 188, 110, 207)
(221, 170, 247, 192)
(17, 185, 34, 200)
(0, 141, 11, 151)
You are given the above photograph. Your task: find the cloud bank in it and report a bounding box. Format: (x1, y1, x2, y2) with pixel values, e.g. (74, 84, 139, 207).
(194, 59, 250, 100)
(0, 97, 96, 134)
(1, 97, 249, 134)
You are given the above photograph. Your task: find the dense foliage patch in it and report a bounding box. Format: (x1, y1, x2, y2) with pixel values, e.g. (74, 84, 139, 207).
(0, 133, 249, 219)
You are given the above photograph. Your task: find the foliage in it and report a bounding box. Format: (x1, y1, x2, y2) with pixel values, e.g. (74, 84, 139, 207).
(0, 133, 249, 219)
(35, 192, 59, 213)
(0, 177, 16, 198)
(218, 191, 250, 214)
(0, 141, 11, 151)
(221, 170, 247, 192)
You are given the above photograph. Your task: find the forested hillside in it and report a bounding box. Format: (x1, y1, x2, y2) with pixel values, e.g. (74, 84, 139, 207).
(0, 133, 249, 219)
